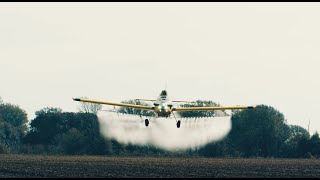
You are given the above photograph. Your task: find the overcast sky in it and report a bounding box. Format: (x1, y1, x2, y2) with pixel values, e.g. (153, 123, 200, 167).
(0, 2, 319, 134)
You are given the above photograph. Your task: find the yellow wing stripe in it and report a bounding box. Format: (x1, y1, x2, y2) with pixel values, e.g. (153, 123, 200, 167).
(73, 98, 154, 110)
(172, 106, 256, 111)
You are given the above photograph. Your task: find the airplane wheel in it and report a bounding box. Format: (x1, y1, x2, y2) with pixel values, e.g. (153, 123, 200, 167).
(145, 119, 149, 127)
(176, 120, 181, 128)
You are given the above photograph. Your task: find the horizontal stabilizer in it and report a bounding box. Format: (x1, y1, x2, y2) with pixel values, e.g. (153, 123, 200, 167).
(134, 99, 156, 102)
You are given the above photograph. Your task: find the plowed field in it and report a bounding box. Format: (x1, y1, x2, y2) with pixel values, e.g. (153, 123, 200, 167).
(0, 154, 319, 178)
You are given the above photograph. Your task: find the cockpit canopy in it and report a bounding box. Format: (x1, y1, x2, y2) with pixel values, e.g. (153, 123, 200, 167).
(160, 90, 167, 98)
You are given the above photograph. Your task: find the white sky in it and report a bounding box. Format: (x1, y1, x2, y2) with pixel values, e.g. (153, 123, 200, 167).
(0, 2, 319, 134)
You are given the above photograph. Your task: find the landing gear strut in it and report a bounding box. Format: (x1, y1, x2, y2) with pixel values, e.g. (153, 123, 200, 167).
(172, 112, 181, 128)
(145, 119, 149, 127)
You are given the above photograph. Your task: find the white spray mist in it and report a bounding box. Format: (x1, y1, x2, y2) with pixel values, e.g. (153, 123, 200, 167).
(97, 111, 232, 151)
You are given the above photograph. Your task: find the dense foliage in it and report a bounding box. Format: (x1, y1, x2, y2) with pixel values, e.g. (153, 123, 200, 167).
(0, 101, 28, 153)
(0, 97, 319, 158)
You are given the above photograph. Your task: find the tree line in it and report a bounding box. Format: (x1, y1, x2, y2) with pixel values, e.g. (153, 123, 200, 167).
(0, 97, 319, 158)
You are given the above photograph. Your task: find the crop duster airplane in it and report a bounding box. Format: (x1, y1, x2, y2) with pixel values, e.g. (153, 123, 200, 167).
(73, 90, 256, 128)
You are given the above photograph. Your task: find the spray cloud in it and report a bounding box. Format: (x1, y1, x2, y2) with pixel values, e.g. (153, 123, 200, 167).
(98, 111, 232, 151)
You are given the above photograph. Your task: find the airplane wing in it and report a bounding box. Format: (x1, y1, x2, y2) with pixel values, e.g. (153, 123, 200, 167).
(73, 98, 154, 110)
(172, 106, 256, 111)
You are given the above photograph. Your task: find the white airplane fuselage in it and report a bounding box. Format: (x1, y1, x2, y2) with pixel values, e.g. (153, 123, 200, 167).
(153, 90, 173, 117)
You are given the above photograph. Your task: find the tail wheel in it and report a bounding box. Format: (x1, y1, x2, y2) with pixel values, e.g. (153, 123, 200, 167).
(145, 119, 149, 127)
(176, 120, 181, 128)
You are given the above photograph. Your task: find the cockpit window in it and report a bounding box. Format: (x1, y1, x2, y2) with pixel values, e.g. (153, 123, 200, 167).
(160, 90, 167, 98)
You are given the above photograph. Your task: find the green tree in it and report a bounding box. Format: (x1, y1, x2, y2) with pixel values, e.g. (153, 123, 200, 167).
(118, 100, 155, 117)
(35, 107, 62, 116)
(111, 139, 127, 155)
(77, 97, 102, 115)
(308, 132, 320, 157)
(298, 132, 320, 158)
(228, 105, 290, 157)
(56, 128, 86, 154)
(0, 120, 21, 153)
(0, 102, 28, 153)
(177, 100, 226, 117)
(282, 125, 309, 157)
(198, 140, 230, 157)
(297, 134, 310, 157)
(24, 109, 112, 155)
(0, 103, 28, 133)
(289, 125, 310, 138)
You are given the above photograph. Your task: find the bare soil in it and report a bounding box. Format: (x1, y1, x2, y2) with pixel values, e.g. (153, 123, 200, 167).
(0, 154, 319, 178)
